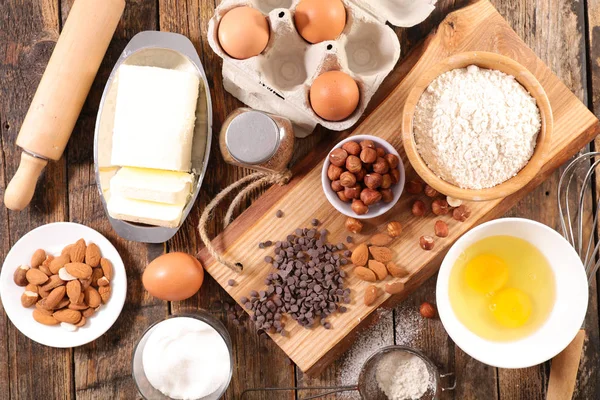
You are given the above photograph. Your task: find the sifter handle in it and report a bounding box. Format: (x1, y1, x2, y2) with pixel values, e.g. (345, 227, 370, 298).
(546, 329, 586, 400)
(4, 153, 48, 211)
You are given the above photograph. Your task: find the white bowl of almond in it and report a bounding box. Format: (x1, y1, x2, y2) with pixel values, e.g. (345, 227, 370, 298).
(0, 222, 127, 348)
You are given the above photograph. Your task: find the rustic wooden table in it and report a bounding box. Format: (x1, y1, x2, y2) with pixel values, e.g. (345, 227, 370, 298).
(1, 0, 600, 399)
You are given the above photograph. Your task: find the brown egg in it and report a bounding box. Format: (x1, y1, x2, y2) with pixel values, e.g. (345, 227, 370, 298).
(142, 252, 204, 301)
(294, 0, 346, 44)
(310, 71, 360, 121)
(218, 6, 270, 60)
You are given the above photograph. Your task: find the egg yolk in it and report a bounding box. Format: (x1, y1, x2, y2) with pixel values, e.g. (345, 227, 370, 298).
(490, 288, 533, 328)
(463, 254, 509, 294)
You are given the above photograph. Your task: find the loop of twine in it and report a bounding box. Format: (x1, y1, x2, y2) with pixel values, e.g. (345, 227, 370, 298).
(198, 169, 292, 273)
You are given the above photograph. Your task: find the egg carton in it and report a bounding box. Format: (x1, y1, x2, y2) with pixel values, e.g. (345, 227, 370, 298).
(208, 0, 436, 137)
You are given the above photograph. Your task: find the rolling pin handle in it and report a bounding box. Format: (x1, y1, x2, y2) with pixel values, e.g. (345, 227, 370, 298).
(4, 152, 48, 211)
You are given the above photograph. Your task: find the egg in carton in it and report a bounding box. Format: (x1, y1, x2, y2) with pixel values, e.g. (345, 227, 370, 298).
(208, 0, 437, 137)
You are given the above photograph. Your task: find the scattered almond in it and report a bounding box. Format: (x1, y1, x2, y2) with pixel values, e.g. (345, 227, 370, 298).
(368, 260, 388, 281)
(69, 239, 87, 263)
(65, 263, 92, 279)
(370, 233, 393, 246)
(21, 291, 38, 308)
(354, 266, 377, 282)
(364, 285, 378, 306)
(85, 243, 101, 267)
(85, 287, 102, 308)
(45, 286, 66, 309)
(49, 254, 70, 275)
(351, 244, 369, 267)
(386, 262, 407, 278)
(33, 309, 59, 326)
(369, 246, 393, 263)
(100, 258, 113, 281)
(420, 302, 436, 319)
(384, 281, 405, 294)
(66, 280, 82, 303)
(53, 309, 82, 324)
(98, 286, 111, 304)
(30, 249, 46, 268)
(26, 268, 49, 285)
(13, 265, 30, 286)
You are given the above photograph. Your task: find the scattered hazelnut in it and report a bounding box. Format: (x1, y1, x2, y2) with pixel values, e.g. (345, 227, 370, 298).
(360, 188, 382, 206)
(389, 168, 400, 184)
(345, 217, 363, 233)
(434, 220, 449, 237)
(432, 199, 449, 216)
(387, 221, 402, 237)
(372, 157, 390, 174)
(385, 154, 399, 169)
(380, 189, 394, 203)
(376, 147, 386, 157)
(405, 179, 423, 194)
(342, 141, 361, 156)
(337, 191, 350, 203)
(412, 200, 426, 217)
(329, 148, 348, 167)
(453, 205, 471, 222)
(344, 185, 362, 199)
(327, 164, 343, 181)
(360, 148, 377, 164)
(420, 302, 436, 319)
(447, 196, 463, 208)
(360, 140, 375, 149)
(346, 155, 362, 174)
(355, 168, 367, 182)
(381, 174, 392, 189)
(424, 185, 438, 198)
(364, 173, 383, 189)
(419, 235, 435, 250)
(352, 199, 369, 215)
(331, 180, 343, 192)
(340, 171, 357, 188)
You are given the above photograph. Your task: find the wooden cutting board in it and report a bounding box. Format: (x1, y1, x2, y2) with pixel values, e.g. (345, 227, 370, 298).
(198, 0, 600, 375)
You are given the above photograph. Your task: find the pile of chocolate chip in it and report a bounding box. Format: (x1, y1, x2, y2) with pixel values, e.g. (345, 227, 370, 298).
(241, 226, 351, 336)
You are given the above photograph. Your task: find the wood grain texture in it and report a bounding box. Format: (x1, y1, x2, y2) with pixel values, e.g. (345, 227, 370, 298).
(198, 0, 600, 375)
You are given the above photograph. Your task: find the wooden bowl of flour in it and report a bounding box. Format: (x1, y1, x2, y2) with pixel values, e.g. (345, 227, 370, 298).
(401, 51, 553, 201)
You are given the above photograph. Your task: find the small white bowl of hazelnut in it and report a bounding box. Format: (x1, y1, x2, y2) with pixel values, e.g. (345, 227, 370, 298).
(322, 135, 405, 219)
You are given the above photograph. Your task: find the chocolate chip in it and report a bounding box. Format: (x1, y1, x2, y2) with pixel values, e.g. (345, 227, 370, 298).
(276, 210, 284, 218)
(311, 219, 320, 226)
(228, 279, 236, 287)
(265, 240, 273, 247)
(346, 236, 353, 243)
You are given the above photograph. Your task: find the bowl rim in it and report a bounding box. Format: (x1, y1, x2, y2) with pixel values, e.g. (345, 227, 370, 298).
(401, 51, 554, 201)
(436, 218, 588, 368)
(321, 134, 405, 220)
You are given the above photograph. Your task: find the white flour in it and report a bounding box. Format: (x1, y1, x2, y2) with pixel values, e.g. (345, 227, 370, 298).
(413, 65, 541, 189)
(375, 351, 431, 400)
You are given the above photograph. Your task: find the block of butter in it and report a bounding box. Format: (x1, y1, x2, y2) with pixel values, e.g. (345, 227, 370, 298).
(107, 194, 185, 229)
(111, 65, 200, 172)
(110, 167, 193, 205)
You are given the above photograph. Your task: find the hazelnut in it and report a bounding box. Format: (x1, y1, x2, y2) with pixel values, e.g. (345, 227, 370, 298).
(380, 189, 394, 203)
(342, 141, 361, 156)
(420, 302, 436, 319)
(329, 148, 348, 167)
(360, 148, 377, 164)
(355, 168, 367, 182)
(412, 200, 426, 217)
(372, 157, 390, 174)
(390, 168, 400, 184)
(364, 173, 383, 189)
(352, 199, 369, 215)
(337, 191, 350, 203)
(360, 140, 375, 149)
(360, 188, 382, 206)
(331, 180, 343, 192)
(327, 164, 343, 181)
(376, 147, 386, 157)
(344, 185, 362, 199)
(345, 217, 364, 233)
(387, 221, 402, 237)
(419, 235, 435, 250)
(405, 179, 423, 194)
(346, 155, 362, 174)
(434, 220, 449, 237)
(340, 171, 357, 188)
(453, 205, 471, 222)
(424, 185, 438, 198)
(385, 154, 399, 169)
(432, 199, 449, 216)
(381, 174, 392, 189)
(447, 196, 463, 208)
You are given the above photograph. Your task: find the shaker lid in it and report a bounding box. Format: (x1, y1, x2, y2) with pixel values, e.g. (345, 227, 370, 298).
(225, 111, 280, 165)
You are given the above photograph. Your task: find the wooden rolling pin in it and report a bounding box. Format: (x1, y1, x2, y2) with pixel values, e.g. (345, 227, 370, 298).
(3, 0, 125, 211)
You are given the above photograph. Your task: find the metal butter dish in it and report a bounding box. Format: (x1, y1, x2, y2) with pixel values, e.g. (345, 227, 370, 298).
(94, 31, 212, 243)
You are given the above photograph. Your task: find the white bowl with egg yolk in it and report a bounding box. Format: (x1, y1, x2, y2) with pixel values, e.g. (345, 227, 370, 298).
(436, 218, 588, 368)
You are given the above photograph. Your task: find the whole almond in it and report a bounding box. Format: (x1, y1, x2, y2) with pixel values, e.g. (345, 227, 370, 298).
(42, 254, 54, 268)
(56, 298, 70, 310)
(90, 268, 104, 288)
(31, 249, 46, 268)
(85, 243, 102, 267)
(66, 280, 82, 303)
(75, 316, 87, 327)
(69, 239, 86, 263)
(386, 262, 408, 278)
(13, 265, 30, 286)
(100, 258, 113, 281)
(40, 275, 65, 292)
(53, 309, 82, 324)
(61, 244, 73, 256)
(364, 285, 378, 306)
(80, 277, 92, 290)
(36, 298, 53, 311)
(68, 302, 89, 311)
(49, 254, 70, 275)
(21, 291, 38, 307)
(35, 302, 52, 314)
(354, 266, 377, 282)
(25, 283, 39, 294)
(76, 293, 85, 305)
(369, 246, 393, 263)
(385, 281, 405, 294)
(98, 286, 111, 304)
(45, 286, 67, 309)
(83, 307, 96, 318)
(351, 244, 369, 267)
(39, 264, 52, 277)
(65, 263, 92, 279)
(26, 268, 49, 285)
(85, 287, 102, 308)
(370, 233, 393, 247)
(368, 260, 388, 281)
(38, 287, 50, 299)
(33, 309, 59, 326)
(97, 276, 110, 287)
